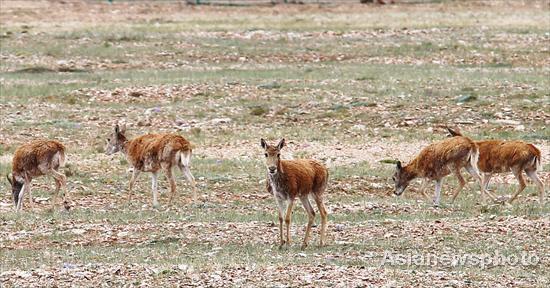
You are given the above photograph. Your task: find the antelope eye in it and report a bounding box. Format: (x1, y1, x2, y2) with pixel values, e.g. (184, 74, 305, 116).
(264, 153, 268, 157)
(277, 153, 280, 157)
(107, 138, 111, 142)
(392, 176, 396, 181)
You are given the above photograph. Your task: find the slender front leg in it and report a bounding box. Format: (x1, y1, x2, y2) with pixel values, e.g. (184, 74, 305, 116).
(433, 179, 442, 207)
(418, 179, 430, 200)
(151, 172, 160, 208)
(16, 183, 27, 212)
(16, 185, 24, 211)
(284, 199, 295, 246)
(28, 182, 33, 209)
(481, 173, 499, 202)
(465, 165, 495, 203)
(128, 169, 140, 204)
(16, 179, 31, 211)
(25, 180, 31, 210)
(275, 197, 287, 248)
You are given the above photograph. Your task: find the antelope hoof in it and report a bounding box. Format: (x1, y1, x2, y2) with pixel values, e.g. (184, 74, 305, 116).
(278, 241, 286, 250)
(301, 244, 308, 250)
(152, 202, 161, 209)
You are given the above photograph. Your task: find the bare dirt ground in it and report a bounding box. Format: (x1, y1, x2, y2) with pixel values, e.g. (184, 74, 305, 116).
(0, 0, 549, 287)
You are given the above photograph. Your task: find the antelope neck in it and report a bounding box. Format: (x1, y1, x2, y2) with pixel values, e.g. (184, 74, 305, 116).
(120, 138, 130, 154)
(403, 164, 418, 181)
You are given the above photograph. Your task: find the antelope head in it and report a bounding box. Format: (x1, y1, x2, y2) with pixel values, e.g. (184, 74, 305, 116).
(105, 123, 127, 155)
(392, 161, 413, 196)
(260, 138, 285, 176)
(7, 173, 23, 206)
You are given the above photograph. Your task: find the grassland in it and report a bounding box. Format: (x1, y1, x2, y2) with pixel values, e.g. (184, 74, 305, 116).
(0, 0, 549, 287)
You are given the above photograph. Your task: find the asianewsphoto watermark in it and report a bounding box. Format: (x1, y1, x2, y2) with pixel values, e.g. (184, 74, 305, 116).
(381, 251, 540, 269)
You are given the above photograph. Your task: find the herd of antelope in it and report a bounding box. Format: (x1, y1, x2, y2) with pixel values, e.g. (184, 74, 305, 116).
(5, 124, 546, 249)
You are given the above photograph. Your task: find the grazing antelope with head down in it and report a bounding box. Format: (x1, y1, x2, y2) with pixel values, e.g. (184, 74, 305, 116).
(392, 134, 493, 206)
(7, 140, 67, 211)
(105, 124, 197, 207)
(447, 128, 545, 204)
(261, 139, 329, 249)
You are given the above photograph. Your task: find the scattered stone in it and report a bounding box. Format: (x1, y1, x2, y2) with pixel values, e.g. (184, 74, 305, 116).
(494, 119, 521, 125)
(70, 229, 86, 235)
(351, 124, 366, 131)
(514, 125, 525, 131)
(211, 118, 232, 124)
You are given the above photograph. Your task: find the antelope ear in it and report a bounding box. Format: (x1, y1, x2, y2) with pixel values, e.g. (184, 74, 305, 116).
(120, 123, 126, 134)
(277, 138, 286, 150)
(260, 138, 267, 149)
(446, 127, 461, 137)
(396, 161, 402, 170)
(6, 173, 12, 185)
(114, 124, 120, 134)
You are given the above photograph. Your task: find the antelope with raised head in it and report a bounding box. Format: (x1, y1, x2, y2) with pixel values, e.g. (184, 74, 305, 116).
(7, 140, 67, 211)
(447, 128, 544, 204)
(105, 124, 197, 207)
(392, 134, 493, 206)
(261, 139, 329, 249)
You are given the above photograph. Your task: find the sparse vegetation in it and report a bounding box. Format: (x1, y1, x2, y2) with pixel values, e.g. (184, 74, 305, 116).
(0, 0, 548, 287)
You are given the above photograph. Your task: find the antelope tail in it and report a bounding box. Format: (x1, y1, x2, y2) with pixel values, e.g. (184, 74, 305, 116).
(526, 144, 542, 171)
(178, 150, 192, 168)
(532, 154, 541, 171)
(59, 151, 66, 167)
(469, 147, 481, 175)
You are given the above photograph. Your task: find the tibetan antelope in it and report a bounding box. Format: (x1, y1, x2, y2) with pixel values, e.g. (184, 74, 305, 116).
(447, 128, 544, 204)
(105, 124, 197, 207)
(261, 139, 329, 249)
(392, 135, 493, 206)
(7, 140, 67, 211)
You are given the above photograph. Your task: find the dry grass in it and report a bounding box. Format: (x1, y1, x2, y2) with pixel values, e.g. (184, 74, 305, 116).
(0, 0, 549, 287)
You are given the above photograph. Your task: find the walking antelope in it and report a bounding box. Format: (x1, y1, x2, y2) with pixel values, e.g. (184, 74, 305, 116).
(261, 139, 329, 249)
(7, 140, 67, 211)
(392, 135, 493, 206)
(105, 124, 197, 207)
(447, 128, 544, 204)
